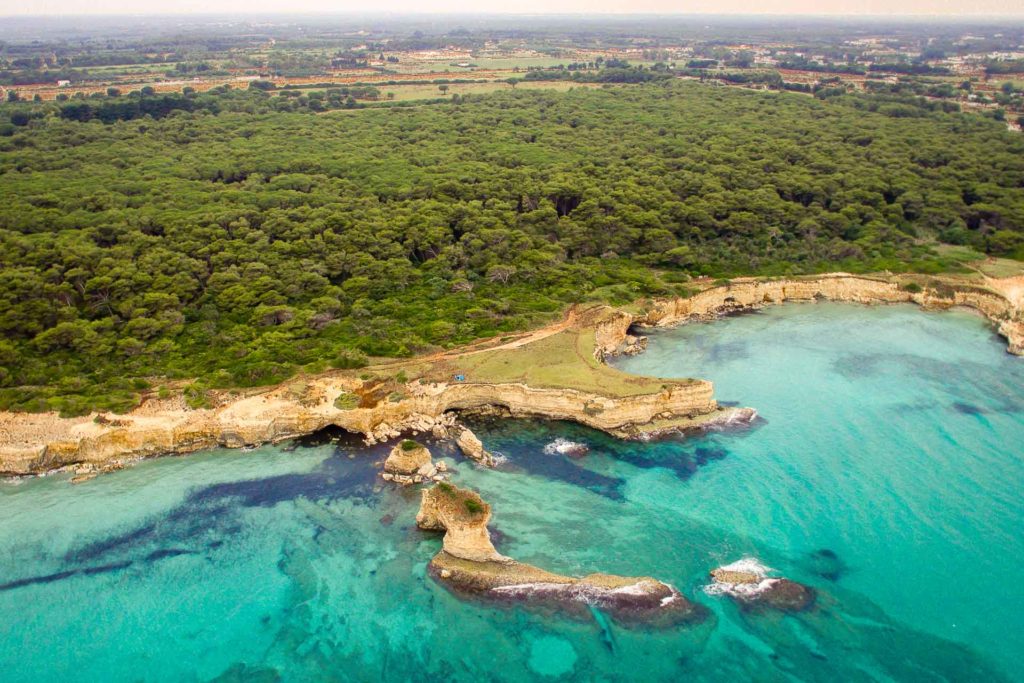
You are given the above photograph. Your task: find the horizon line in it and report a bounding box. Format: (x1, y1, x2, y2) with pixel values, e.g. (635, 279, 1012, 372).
(3, 11, 1024, 20)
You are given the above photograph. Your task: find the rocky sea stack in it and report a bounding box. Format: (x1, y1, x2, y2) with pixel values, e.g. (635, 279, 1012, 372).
(416, 483, 706, 626)
(381, 440, 446, 485)
(452, 426, 497, 467)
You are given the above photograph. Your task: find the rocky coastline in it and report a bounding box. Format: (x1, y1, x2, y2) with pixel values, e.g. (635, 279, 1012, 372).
(596, 273, 1024, 358)
(2, 272, 1021, 477)
(0, 374, 733, 476)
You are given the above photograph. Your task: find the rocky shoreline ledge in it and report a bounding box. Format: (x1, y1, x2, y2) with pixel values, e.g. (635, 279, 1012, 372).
(595, 273, 1024, 358)
(416, 482, 707, 626)
(1, 272, 1020, 477)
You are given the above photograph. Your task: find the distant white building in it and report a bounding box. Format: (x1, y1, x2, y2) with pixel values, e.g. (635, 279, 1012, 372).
(57, 80, 71, 87)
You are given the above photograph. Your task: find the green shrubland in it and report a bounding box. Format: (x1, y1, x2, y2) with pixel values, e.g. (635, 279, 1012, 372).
(1, 82, 1022, 413)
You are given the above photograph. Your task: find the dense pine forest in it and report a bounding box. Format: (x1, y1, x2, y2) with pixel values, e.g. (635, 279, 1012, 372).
(2, 81, 1023, 414)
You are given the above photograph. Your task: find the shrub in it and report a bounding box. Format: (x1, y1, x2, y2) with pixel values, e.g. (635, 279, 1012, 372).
(183, 383, 211, 409)
(401, 439, 422, 451)
(901, 282, 923, 293)
(333, 392, 358, 410)
(331, 349, 368, 369)
(464, 499, 484, 515)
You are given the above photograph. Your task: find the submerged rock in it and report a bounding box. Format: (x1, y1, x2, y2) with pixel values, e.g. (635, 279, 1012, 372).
(416, 483, 706, 626)
(757, 579, 816, 611)
(804, 548, 846, 582)
(453, 426, 496, 467)
(632, 407, 759, 441)
(209, 662, 281, 683)
(706, 558, 815, 612)
(542, 438, 590, 458)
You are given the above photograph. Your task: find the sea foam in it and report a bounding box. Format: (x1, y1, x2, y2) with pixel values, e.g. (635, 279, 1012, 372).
(704, 557, 780, 598)
(542, 438, 589, 456)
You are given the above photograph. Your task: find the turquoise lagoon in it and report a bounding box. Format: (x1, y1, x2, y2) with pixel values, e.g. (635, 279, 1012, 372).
(1, 302, 1022, 681)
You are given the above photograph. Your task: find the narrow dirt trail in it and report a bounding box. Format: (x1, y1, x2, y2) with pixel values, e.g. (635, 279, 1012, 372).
(370, 306, 581, 369)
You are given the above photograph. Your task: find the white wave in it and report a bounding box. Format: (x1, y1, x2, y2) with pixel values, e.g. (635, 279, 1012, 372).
(704, 556, 779, 599)
(609, 581, 653, 596)
(704, 577, 780, 598)
(705, 408, 758, 432)
(542, 438, 589, 455)
(491, 579, 676, 608)
(491, 582, 590, 600)
(718, 557, 773, 576)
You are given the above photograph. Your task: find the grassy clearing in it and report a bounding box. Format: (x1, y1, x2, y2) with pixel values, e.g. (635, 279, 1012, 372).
(932, 245, 1024, 279)
(976, 258, 1024, 278)
(423, 327, 690, 397)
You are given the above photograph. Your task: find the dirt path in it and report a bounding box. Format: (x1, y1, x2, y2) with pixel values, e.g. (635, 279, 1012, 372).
(371, 307, 579, 370)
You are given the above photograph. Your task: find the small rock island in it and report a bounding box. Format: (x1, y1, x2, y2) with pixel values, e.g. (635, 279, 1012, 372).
(707, 559, 816, 612)
(381, 439, 447, 485)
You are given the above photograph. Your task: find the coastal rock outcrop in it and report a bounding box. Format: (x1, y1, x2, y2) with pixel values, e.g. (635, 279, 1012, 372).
(705, 558, 815, 612)
(416, 483, 706, 626)
(619, 334, 648, 356)
(452, 426, 497, 467)
(381, 439, 443, 485)
(1001, 320, 1024, 355)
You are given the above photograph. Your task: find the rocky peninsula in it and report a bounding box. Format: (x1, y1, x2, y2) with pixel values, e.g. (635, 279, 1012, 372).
(416, 482, 706, 626)
(2, 272, 1021, 477)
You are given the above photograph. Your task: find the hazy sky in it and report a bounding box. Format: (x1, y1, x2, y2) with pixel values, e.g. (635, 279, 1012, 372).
(8, 0, 1024, 17)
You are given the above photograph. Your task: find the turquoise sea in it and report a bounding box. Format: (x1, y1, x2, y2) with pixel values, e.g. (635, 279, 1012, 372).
(2, 303, 1022, 682)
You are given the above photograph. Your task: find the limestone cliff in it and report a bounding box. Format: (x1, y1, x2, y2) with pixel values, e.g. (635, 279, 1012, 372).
(621, 274, 1023, 357)
(0, 374, 726, 476)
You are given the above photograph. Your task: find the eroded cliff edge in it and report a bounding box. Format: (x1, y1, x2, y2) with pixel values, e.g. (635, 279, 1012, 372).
(2, 272, 1021, 476)
(601, 273, 1024, 357)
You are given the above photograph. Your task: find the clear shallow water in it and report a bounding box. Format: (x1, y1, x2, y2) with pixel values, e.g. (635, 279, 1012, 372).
(2, 303, 1023, 682)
